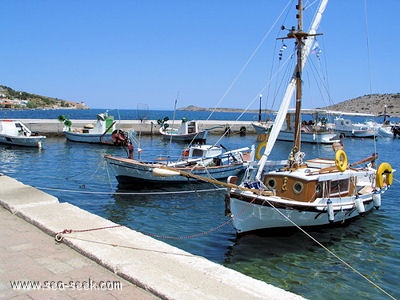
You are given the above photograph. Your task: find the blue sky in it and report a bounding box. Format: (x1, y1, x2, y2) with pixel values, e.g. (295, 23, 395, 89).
(1, 0, 398, 110)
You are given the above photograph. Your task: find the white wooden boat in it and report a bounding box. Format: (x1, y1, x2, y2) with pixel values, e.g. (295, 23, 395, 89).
(60, 113, 131, 145)
(376, 107, 400, 138)
(105, 144, 252, 185)
(278, 110, 339, 144)
(0, 119, 46, 148)
(159, 118, 208, 142)
(333, 116, 378, 138)
(252, 121, 274, 135)
(378, 122, 395, 138)
(225, 0, 394, 234)
(253, 109, 339, 144)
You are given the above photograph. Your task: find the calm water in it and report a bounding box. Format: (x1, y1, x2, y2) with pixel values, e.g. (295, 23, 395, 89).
(1, 109, 399, 299)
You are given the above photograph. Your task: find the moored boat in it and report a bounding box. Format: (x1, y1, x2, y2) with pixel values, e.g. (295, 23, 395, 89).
(225, 0, 394, 234)
(158, 117, 208, 143)
(253, 109, 339, 144)
(105, 144, 253, 186)
(59, 112, 132, 145)
(332, 116, 378, 138)
(0, 119, 46, 148)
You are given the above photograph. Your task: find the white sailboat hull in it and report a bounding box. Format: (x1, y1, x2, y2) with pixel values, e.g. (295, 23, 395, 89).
(228, 191, 379, 233)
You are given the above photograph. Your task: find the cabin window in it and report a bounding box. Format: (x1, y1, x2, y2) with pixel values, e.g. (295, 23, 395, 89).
(192, 149, 203, 157)
(266, 178, 276, 189)
(293, 181, 304, 194)
(329, 179, 349, 196)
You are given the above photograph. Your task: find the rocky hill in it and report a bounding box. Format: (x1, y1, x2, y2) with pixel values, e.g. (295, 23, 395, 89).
(319, 94, 400, 117)
(180, 93, 400, 117)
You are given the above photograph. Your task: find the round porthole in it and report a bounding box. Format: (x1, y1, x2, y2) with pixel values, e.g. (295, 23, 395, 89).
(266, 178, 276, 189)
(315, 183, 321, 194)
(293, 181, 303, 194)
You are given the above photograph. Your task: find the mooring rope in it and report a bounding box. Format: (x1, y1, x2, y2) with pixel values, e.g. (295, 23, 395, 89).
(259, 196, 396, 300)
(35, 186, 225, 195)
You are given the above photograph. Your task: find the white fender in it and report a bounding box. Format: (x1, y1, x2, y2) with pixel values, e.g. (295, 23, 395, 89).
(372, 191, 381, 209)
(354, 197, 365, 214)
(327, 199, 334, 223)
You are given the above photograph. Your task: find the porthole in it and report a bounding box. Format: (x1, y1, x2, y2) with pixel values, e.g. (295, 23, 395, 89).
(266, 178, 276, 189)
(293, 181, 304, 194)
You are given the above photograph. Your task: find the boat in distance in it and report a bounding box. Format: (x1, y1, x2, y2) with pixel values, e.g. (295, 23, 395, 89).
(253, 109, 340, 144)
(0, 119, 46, 148)
(158, 117, 208, 142)
(332, 116, 378, 138)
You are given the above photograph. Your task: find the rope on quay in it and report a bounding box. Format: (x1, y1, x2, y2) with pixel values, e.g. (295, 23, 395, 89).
(55, 224, 123, 242)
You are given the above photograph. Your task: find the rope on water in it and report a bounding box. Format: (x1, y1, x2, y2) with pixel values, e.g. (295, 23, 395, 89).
(35, 186, 225, 195)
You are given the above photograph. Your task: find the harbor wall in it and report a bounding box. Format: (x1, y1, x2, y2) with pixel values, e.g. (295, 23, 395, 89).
(20, 119, 257, 137)
(0, 174, 304, 299)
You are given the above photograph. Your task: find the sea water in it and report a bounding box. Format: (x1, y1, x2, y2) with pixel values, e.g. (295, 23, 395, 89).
(1, 109, 399, 299)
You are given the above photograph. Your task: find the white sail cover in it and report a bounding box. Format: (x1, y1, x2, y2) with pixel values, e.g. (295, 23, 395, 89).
(256, 0, 328, 180)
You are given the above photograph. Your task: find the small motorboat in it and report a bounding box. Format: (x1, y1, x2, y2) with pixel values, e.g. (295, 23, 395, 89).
(0, 119, 46, 148)
(59, 112, 132, 145)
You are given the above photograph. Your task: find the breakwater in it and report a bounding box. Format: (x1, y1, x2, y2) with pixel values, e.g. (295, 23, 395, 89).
(21, 119, 256, 137)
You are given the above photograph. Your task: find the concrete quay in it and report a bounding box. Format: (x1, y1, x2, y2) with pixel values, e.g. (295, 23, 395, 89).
(20, 119, 256, 137)
(0, 174, 305, 299)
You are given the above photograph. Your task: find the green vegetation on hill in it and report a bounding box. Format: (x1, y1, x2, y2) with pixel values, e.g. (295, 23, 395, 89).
(0, 85, 88, 109)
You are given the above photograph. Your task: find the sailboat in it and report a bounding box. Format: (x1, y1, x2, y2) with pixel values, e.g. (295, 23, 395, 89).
(225, 0, 394, 234)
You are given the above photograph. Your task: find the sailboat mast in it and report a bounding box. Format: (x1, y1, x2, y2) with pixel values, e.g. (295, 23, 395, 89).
(255, 0, 327, 180)
(293, 0, 304, 152)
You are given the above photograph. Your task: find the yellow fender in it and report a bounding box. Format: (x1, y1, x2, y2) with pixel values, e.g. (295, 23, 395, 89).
(376, 162, 393, 188)
(255, 141, 267, 160)
(335, 149, 348, 172)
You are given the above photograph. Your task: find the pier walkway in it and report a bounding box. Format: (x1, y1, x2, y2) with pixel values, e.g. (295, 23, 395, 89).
(0, 174, 304, 299)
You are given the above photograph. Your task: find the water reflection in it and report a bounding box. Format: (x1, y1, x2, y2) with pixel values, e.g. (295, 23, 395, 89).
(224, 210, 399, 299)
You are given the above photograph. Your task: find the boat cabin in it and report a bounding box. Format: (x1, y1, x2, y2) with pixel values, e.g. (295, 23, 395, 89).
(0, 120, 33, 136)
(262, 158, 356, 202)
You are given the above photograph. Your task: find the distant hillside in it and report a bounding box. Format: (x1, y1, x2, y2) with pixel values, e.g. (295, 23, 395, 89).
(0, 85, 89, 109)
(319, 94, 400, 117)
(180, 94, 400, 117)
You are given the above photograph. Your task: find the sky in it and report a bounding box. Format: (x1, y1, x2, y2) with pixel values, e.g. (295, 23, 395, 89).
(1, 0, 398, 111)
